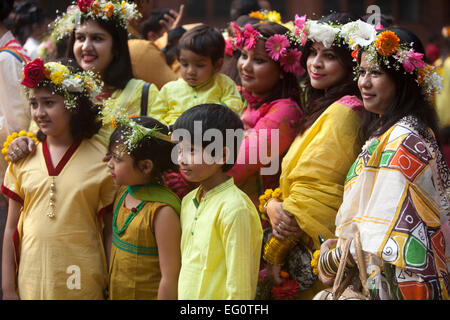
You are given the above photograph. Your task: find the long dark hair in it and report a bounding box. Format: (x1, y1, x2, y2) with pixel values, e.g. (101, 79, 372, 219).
(298, 12, 361, 135)
(68, 17, 133, 90)
(360, 27, 441, 144)
(247, 21, 302, 108)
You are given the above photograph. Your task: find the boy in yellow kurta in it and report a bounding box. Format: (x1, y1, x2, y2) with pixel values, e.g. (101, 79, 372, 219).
(149, 25, 243, 126)
(1, 60, 116, 300)
(173, 104, 262, 299)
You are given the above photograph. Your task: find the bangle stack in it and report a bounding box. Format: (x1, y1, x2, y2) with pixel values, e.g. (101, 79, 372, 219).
(2, 130, 38, 162)
(263, 235, 297, 266)
(318, 247, 356, 279)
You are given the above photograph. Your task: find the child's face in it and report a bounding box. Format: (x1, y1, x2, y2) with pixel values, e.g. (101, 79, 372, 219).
(179, 49, 221, 87)
(237, 39, 282, 97)
(30, 88, 72, 138)
(107, 143, 151, 186)
(176, 141, 224, 184)
(73, 19, 115, 76)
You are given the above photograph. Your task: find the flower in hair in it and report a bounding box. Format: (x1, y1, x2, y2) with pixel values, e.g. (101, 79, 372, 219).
(341, 20, 377, 49)
(399, 49, 425, 73)
(294, 14, 307, 45)
(51, 0, 141, 40)
(375, 30, 400, 56)
(249, 10, 282, 24)
(243, 24, 261, 50)
(280, 48, 303, 75)
(230, 22, 244, 49)
(307, 20, 340, 49)
(265, 34, 290, 60)
(21, 58, 103, 110)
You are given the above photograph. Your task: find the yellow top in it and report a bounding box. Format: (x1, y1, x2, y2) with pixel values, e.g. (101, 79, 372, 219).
(178, 178, 262, 299)
(149, 73, 244, 126)
(97, 78, 159, 146)
(434, 56, 450, 128)
(3, 138, 116, 299)
(281, 98, 363, 249)
(108, 186, 167, 300)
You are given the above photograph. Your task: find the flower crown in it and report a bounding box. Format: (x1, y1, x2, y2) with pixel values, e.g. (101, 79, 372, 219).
(249, 9, 282, 24)
(342, 23, 443, 100)
(227, 21, 304, 76)
(21, 58, 103, 110)
(51, 0, 141, 40)
(112, 115, 174, 152)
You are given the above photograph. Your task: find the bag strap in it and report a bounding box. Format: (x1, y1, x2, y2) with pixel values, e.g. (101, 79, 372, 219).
(140, 82, 151, 116)
(331, 231, 369, 300)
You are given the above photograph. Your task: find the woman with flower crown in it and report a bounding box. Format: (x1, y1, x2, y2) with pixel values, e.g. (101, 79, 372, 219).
(1, 59, 116, 300)
(225, 19, 303, 207)
(260, 13, 367, 299)
(316, 27, 449, 300)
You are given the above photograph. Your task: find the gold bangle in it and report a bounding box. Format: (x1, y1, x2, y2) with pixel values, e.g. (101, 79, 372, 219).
(263, 235, 297, 266)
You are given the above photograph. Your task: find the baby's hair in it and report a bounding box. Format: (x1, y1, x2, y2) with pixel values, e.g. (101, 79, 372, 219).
(172, 104, 244, 172)
(109, 116, 177, 183)
(176, 25, 225, 64)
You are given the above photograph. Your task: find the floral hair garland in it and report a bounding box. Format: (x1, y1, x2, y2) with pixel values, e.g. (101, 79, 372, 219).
(51, 0, 141, 40)
(249, 9, 282, 24)
(111, 115, 174, 153)
(227, 21, 304, 76)
(342, 21, 443, 100)
(21, 58, 103, 110)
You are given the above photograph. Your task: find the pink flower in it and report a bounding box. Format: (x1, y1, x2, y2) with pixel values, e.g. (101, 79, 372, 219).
(401, 49, 425, 73)
(265, 34, 290, 61)
(375, 22, 384, 31)
(243, 24, 261, 50)
(230, 22, 244, 49)
(280, 48, 304, 75)
(294, 14, 307, 35)
(225, 37, 234, 56)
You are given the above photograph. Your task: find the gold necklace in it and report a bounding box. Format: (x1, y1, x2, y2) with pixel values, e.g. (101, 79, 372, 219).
(48, 176, 56, 218)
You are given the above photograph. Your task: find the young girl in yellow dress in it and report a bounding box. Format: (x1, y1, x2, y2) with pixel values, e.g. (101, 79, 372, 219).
(106, 115, 181, 299)
(1, 58, 116, 299)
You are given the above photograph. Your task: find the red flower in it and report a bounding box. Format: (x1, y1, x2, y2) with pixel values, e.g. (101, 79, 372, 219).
(21, 58, 46, 88)
(77, 0, 94, 13)
(351, 48, 360, 61)
(271, 278, 299, 300)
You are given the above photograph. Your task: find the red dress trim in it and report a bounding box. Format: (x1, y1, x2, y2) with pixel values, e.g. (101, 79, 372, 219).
(42, 138, 82, 176)
(1, 183, 24, 206)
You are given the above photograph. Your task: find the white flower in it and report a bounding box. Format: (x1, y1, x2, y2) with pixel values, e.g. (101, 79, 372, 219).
(341, 20, 377, 49)
(307, 21, 339, 48)
(62, 77, 84, 93)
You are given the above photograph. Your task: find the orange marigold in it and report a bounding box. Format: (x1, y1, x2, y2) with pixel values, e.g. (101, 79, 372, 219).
(103, 3, 115, 18)
(375, 30, 400, 56)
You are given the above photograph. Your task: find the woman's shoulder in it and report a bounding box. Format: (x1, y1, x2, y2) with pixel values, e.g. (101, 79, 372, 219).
(334, 95, 363, 113)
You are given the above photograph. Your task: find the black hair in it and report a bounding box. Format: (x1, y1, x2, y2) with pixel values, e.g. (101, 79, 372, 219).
(32, 60, 102, 142)
(176, 25, 225, 65)
(172, 104, 244, 172)
(68, 16, 134, 90)
(109, 116, 177, 184)
(249, 22, 303, 110)
(298, 12, 361, 135)
(359, 27, 441, 144)
(138, 9, 170, 39)
(0, 0, 14, 21)
(230, 0, 261, 21)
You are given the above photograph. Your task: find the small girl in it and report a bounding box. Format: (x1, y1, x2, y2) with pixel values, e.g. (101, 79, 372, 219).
(106, 116, 181, 300)
(1, 58, 116, 300)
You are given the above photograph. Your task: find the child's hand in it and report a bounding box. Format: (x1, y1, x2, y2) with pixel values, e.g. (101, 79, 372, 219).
(7, 136, 35, 162)
(266, 263, 283, 286)
(160, 5, 184, 32)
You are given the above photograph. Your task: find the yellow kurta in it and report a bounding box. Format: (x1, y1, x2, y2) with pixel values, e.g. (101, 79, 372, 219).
(178, 178, 263, 299)
(149, 73, 244, 126)
(2, 138, 117, 300)
(109, 186, 167, 300)
(279, 96, 364, 299)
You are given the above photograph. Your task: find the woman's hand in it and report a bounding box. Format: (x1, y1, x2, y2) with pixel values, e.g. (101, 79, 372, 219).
(160, 5, 184, 32)
(7, 136, 35, 162)
(266, 199, 303, 240)
(317, 238, 338, 286)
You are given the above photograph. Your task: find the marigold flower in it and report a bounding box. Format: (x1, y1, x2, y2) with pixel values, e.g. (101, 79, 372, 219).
(375, 30, 400, 56)
(103, 3, 115, 18)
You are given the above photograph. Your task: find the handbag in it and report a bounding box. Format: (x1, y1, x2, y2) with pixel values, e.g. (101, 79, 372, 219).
(313, 231, 370, 300)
